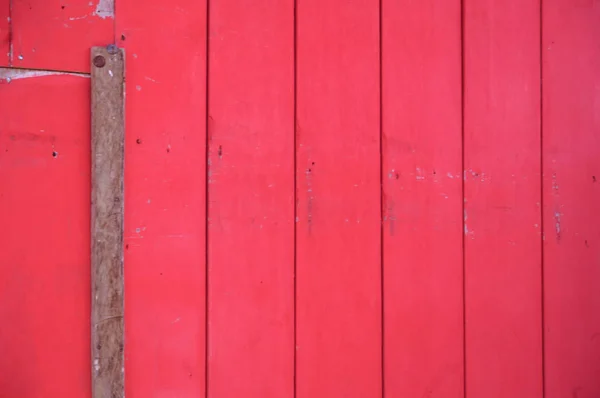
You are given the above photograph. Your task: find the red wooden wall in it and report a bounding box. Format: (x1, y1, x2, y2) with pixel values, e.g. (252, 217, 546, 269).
(1, 1, 599, 397)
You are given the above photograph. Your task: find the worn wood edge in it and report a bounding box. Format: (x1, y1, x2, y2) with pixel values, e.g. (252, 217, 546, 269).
(91, 45, 125, 398)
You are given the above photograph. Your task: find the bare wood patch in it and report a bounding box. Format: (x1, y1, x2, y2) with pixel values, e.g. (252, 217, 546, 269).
(91, 45, 125, 398)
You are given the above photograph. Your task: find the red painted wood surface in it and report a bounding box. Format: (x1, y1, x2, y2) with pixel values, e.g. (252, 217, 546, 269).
(2, 2, 600, 398)
(1, 0, 8, 66)
(0, 73, 91, 396)
(296, 1, 381, 397)
(207, 1, 294, 397)
(382, 1, 463, 397)
(463, 1, 543, 397)
(543, 1, 600, 397)
(116, 1, 207, 397)
(9, 0, 113, 72)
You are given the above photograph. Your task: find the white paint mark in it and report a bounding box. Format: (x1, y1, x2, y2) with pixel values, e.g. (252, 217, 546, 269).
(145, 76, 158, 83)
(93, 0, 114, 19)
(133, 53, 138, 59)
(0, 68, 89, 81)
(172, 317, 181, 324)
(94, 359, 100, 372)
(17, 54, 23, 60)
(136, 85, 142, 91)
(69, 15, 88, 21)
(108, 70, 114, 77)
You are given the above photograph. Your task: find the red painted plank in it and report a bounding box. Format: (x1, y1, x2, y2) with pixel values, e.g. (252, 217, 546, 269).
(543, 2, 600, 397)
(207, 1, 294, 397)
(0, 72, 91, 397)
(1, 0, 8, 66)
(116, 2, 207, 397)
(463, 1, 543, 397)
(10, 0, 113, 72)
(296, 1, 381, 397)
(382, 1, 463, 396)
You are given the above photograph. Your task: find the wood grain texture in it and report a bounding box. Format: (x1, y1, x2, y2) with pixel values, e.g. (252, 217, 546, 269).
(543, 1, 600, 397)
(10, 0, 113, 72)
(296, 1, 381, 397)
(207, 1, 294, 397)
(382, 1, 464, 396)
(463, 1, 543, 397)
(0, 0, 8, 66)
(0, 70, 91, 398)
(115, 1, 207, 396)
(91, 45, 125, 398)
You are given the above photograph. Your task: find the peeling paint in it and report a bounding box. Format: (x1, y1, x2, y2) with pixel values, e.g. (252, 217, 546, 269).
(93, 0, 115, 19)
(0, 68, 89, 82)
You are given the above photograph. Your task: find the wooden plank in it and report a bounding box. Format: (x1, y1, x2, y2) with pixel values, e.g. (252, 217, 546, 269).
(10, 0, 113, 72)
(463, 1, 543, 397)
(542, 2, 600, 397)
(0, 70, 91, 397)
(207, 1, 294, 397)
(381, 0, 463, 396)
(0, 0, 8, 66)
(115, 1, 207, 396)
(91, 45, 125, 398)
(296, 1, 381, 397)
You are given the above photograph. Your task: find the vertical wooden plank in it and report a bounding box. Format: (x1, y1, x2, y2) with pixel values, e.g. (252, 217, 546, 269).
(91, 45, 125, 398)
(463, 1, 543, 397)
(0, 71, 91, 397)
(543, 2, 600, 397)
(1, 0, 8, 66)
(207, 1, 294, 397)
(115, 1, 207, 397)
(10, 0, 113, 72)
(296, 1, 381, 397)
(382, 1, 463, 396)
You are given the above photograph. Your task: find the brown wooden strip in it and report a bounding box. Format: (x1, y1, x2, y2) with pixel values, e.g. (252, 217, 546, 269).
(91, 45, 125, 398)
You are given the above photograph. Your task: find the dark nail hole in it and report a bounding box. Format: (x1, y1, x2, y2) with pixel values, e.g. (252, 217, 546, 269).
(93, 55, 106, 68)
(395, 173, 399, 180)
(125, 244, 129, 250)
(119, 344, 124, 353)
(308, 168, 311, 173)
(218, 145, 223, 157)
(593, 176, 596, 182)
(311, 161, 315, 166)
(136, 138, 142, 144)
(52, 151, 58, 158)
(97, 344, 102, 350)
(585, 240, 589, 248)
(166, 147, 171, 153)
(160, 272, 163, 276)
(61, 5, 65, 9)
(433, 170, 437, 175)
(121, 34, 126, 41)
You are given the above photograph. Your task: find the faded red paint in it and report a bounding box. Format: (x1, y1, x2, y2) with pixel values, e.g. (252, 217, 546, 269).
(0, 0, 599, 397)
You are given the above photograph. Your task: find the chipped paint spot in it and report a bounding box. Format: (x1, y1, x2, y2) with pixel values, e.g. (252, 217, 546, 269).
(555, 211, 562, 241)
(0, 68, 89, 82)
(94, 359, 100, 372)
(93, 0, 114, 19)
